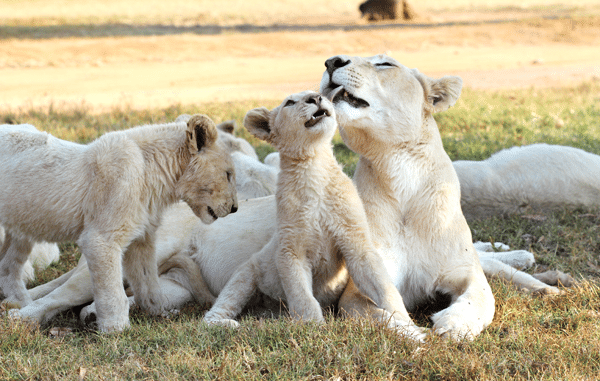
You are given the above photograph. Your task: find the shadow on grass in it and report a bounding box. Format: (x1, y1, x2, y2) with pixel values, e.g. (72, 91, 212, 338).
(0, 15, 566, 40)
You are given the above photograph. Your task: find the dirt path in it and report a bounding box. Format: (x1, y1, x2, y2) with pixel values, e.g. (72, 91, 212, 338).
(1, 17, 599, 112)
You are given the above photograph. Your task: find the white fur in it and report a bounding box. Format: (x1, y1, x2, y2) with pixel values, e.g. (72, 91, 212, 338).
(231, 152, 278, 200)
(203, 92, 426, 340)
(315, 54, 494, 340)
(455, 143, 600, 219)
(16, 62, 584, 334)
(0, 117, 237, 332)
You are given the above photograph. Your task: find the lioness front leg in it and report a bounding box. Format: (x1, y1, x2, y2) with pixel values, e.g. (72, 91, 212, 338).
(79, 231, 130, 333)
(431, 268, 495, 341)
(338, 279, 428, 342)
(122, 229, 167, 316)
(332, 208, 423, 333)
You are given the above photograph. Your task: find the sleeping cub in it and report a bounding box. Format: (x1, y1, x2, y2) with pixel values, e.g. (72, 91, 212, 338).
(203, 91, 425, 340)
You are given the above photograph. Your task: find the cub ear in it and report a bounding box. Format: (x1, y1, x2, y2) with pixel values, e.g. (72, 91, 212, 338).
(426, 75, 463, 113)
(216, 120, 236, 135)
(186, 114, 218, 154)
(243, 107, 272, 142)
(175, 113, 192, 123)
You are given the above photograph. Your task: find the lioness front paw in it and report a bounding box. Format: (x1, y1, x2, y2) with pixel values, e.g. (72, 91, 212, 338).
(431, 303, 489, 341)
(391, 321, 429, 343)
(97, 314, 131, 333)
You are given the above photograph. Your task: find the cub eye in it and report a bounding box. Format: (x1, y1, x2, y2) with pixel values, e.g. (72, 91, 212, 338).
(376, 62, 396, 67)
(226, 170, 233, 182)
(284, 99, 296, 107)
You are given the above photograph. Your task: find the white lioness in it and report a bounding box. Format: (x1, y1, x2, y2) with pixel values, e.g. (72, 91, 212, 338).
(0, 115, 238, 332)
(202, 91, 425, 339)
(317, 54, 497, 340)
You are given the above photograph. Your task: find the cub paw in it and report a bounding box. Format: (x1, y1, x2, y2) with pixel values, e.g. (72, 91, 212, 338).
(136, 290, 168, 316)
(204, 318, 240, 328)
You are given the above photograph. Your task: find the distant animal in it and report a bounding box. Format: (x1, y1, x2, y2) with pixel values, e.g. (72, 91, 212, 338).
(359, 0, 416, 21)
(0, 116, 238, 332)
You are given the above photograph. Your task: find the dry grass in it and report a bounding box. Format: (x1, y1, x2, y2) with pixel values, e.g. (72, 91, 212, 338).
(2, 81, 600, 379)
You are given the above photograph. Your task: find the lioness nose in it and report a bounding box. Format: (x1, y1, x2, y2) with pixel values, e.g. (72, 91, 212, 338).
(325, 56, 350, 77)
(231, 204, 238, 213)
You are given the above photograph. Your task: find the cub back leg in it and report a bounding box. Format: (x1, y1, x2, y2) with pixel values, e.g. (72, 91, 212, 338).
(0, 232, 34, 307)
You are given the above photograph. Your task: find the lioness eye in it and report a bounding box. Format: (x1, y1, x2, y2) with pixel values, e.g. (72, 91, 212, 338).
(376, 62, 395, 67)
(226, 170, 233, 182)
(284, 100, 296, 107)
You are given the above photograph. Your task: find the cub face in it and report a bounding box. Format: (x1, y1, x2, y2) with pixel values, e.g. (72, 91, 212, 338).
(243, 91, 337, 157)
(175, 114, 238, 224)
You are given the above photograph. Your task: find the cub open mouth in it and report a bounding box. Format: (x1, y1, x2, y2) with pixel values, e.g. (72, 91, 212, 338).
(326, 85, 370, 108)
(305, 108, 331, 128)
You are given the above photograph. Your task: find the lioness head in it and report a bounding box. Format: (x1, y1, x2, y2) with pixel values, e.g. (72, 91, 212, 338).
(320, 54, 462, 155)
(176, 114, 238, 224)
(243, 91, 336, 158)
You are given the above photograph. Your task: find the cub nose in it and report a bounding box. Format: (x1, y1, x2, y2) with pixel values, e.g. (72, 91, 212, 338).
(231, 204, 238, 214)
(306, 94, 322, 106)
(325, 56, 350, 77)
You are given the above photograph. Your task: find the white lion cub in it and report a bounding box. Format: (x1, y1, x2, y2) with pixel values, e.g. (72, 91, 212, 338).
(203, 91, 425, 340)
(0, 115, 238, 332)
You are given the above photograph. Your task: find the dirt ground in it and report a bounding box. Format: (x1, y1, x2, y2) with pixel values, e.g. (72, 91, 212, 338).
(1, 16, 600, 113)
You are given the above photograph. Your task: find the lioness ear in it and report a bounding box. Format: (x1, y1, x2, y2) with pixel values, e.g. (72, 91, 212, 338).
(186, 114, 218, 153)
(243, 107, 272, 142)
(426, 75, 463, 113)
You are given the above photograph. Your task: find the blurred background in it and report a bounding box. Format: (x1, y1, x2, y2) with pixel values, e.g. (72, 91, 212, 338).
(1, 0, 599, 111)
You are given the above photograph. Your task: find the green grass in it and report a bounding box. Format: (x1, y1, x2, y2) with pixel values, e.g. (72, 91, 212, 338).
(2, 81, 600, 379)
